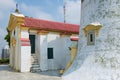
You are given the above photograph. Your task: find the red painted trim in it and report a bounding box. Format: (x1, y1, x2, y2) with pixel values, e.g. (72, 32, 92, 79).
(21, 38, 30, 42)
(70, 37, 79, 41)
(21, 43, 31, 46)
(21, 38, 30, 46)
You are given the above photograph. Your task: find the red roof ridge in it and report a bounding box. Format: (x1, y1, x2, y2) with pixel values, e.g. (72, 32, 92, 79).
(25, 17, 80, 26)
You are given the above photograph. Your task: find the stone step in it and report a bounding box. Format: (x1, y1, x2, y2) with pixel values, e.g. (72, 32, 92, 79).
(32, 61, 38, 63)
(31, 54, 36, 55)
(30, 69, 41, 73)
(31, 65, 40, 68)
(30, 67, 41, 72)
(32, 56, 37, 58)
(33, 58, 38, 60)
(32, 61, 39, 63)
(33, 59, 38, 62)
(32, 58, 38, 60)
(31, 68, 40, 70)
(31, 54, 41, 72)
(32, 62, 39, 65)
(31, 54, 37, 56)
(31, 67, 40, 69)
(31, 55, 37, 58)
(31, 56, 37, 58)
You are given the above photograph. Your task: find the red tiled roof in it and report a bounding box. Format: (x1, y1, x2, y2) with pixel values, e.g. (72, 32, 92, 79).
(22, 17, 79, 34)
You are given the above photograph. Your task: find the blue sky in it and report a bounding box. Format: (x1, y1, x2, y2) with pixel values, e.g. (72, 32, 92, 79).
(0, 0, 80, 53)
(0, 0, 81, 28)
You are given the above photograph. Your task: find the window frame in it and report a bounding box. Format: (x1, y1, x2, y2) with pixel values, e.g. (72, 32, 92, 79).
(87, 30, 95, 45)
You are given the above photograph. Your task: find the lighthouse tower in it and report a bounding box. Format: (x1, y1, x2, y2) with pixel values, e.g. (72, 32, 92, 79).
(63, 0, 120, 80)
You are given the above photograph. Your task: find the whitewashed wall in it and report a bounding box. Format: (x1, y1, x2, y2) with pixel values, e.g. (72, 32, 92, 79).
(36, 34, 40, 64)
(38, 34, 48, 71)
(20, 30, 31, 72)
(63, 0, 120, 80)
(47, 32, 71, 70)
(36, 32, 71, 71)
(47, 32, 59, 70)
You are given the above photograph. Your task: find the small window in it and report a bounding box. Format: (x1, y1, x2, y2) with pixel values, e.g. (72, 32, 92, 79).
(87, 30, 95, 45)
(47, 48, 53, 59)
(90, 34, 93, 42)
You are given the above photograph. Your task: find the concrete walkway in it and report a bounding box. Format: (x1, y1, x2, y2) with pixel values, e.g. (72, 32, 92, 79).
(0, 65, 63, 80)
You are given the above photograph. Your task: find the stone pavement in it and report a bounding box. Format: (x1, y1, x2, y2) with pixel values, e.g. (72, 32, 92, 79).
(0, 65, 63, 80)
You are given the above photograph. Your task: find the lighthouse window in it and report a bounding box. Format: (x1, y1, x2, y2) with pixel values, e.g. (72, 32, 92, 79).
(87, 31, 95, 45)
(90, 34, 93, 42)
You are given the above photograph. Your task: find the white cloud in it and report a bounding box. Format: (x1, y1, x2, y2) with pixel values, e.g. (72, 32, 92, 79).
(0, 0, 16, 22)
(21, 3, 55, 21)
(0, 28, 7, 36)
(0, 0, 15, 10)
(58, 0, 81, 24)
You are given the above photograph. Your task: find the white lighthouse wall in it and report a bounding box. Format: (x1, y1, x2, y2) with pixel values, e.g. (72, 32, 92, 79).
(63, 0, 120, 80)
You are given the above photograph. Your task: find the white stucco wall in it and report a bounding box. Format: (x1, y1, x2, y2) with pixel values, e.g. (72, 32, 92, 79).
(47, 32, 71, 70)
(21, 30, 29, 39)
(36, 34, 40, 64)
(63, 0, 120, 80)
(20, 46, 31, 72)
(38, 34, 48, 71)
(47, 32, 60, 70)
(20, 30, 31, 72)
(35, 32, 72, 71)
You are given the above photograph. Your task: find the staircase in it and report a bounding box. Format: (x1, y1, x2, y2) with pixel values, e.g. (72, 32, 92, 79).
(30, 54, 41, 72)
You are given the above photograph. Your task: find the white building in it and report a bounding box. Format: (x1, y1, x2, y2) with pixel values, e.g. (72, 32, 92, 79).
(7, 12, 79, 72)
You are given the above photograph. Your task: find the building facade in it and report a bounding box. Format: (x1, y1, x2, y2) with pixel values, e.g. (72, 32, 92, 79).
(8, 12, 79, 72)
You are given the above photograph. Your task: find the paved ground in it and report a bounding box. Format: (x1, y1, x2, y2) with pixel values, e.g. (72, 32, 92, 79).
(0, 65, 63, 80)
